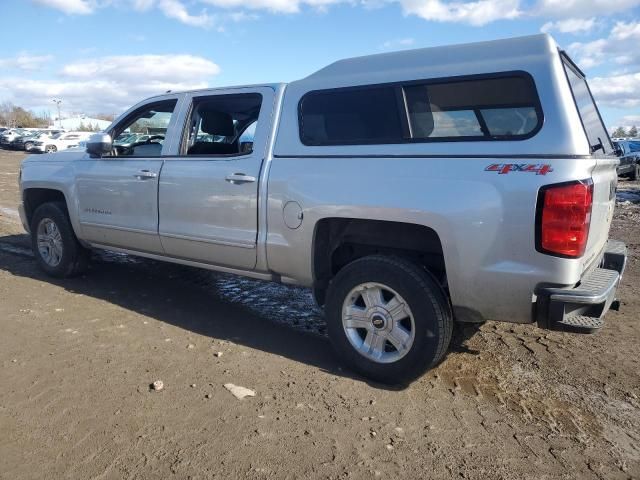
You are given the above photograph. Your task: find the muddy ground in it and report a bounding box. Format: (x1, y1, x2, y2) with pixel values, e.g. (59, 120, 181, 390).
(0, 149, 638, 480)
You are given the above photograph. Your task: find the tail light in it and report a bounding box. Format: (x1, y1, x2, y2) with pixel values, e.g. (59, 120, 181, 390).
(536, 180, 593, 258)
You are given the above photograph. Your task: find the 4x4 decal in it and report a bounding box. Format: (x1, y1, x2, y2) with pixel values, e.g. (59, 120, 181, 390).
(485, 164, 553, 175)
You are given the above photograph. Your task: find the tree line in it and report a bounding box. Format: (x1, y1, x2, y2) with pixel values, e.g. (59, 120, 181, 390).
(0, 102, 115, 130)
(0, 102, 50, 128)
(612, 126, 639, 138)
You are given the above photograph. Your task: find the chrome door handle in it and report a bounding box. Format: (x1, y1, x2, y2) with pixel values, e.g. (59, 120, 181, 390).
(134, 170, 157, 180)
(225, 173, 257, 185)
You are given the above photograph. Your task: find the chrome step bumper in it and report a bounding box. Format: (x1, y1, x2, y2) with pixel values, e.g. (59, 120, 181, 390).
(536, 240, 627, 333)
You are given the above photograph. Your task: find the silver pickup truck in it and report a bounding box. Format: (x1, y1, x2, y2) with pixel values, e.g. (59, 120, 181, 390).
(18, 34, 627, 383)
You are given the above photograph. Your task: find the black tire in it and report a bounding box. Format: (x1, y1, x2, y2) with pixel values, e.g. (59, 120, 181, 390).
(24, 142, 33, 151)
(30, 202, 89, 278)
(631, 163, 640, 181)
(45, 145, 57, 153)
(325, 255, 453, 384)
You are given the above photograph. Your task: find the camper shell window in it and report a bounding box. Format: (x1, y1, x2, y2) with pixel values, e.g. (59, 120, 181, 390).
(299, 72, 543, 146)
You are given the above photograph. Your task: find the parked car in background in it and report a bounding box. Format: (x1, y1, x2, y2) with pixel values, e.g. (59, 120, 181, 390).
(113, 133, 155, 148)
(0, 128, 27, 148)
(30, 131, 93, 153)
(23, 131, 64, 152)
(11, 130, 42, 151)
(613, 140, 640, 180)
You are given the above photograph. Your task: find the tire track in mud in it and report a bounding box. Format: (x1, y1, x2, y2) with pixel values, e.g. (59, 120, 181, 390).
(1, 226, 639, 478)
(0, 237, 327, 336)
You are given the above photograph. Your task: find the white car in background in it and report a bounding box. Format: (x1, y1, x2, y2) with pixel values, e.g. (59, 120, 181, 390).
(31, 132, 93, 153)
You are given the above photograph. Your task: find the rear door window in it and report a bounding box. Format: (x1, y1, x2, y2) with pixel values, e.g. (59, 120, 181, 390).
(182, 93, 263, 156)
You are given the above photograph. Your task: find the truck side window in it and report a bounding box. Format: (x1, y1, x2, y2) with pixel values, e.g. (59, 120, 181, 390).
(110, 99, 177, 157)
(299, 87, 403, 145)
(299, 73, 542, 145)
(404, 76, 540, 139)
(183, 93, 262, 156)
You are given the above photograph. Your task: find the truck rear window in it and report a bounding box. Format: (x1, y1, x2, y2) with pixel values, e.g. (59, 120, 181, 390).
(561, 55, 612, 155)
(299, 73, 542, 146)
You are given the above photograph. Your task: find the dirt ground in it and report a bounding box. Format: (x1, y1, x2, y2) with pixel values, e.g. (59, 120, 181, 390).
(0, 149, 638, 480)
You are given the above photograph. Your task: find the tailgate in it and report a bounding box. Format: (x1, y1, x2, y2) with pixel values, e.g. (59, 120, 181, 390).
(583, 157, 618, 271)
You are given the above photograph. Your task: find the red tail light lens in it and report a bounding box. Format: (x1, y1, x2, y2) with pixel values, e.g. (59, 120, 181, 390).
(537, 180, 593, 258)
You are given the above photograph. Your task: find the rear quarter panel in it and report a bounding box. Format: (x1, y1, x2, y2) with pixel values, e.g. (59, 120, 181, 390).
(266, 156, 599, 324)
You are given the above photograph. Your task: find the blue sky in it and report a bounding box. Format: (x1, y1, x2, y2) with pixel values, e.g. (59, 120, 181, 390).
(0, 0, 639, 129)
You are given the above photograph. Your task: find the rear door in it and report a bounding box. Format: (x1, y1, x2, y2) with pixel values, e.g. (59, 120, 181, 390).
(561, 54, 617, 267)
(158, 87, 274, 270)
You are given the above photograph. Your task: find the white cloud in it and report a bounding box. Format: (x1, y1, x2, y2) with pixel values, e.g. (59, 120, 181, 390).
(380, 37, 415, 50)
(201, 0, 522, 24)
(157, 0, 213, 26)
(35, 0, 214, 27)
(199, 0, 346, 13)
(32, 0, 95, 14)
(540, 17, 595, 34)
(569, 21, 640, 69)
(0, 53, 54, 71)
(61, 54, 220, 82)
(25, 0, 640, 30)
(590, 72, 640, 108)
(535, 0, 640, 18)
(33, 0, 527, 25)
(397, 0, 520, 25)
(611, 20, 640, 40)
(0, 54, 220, 115)
(615, 115, 640, 126)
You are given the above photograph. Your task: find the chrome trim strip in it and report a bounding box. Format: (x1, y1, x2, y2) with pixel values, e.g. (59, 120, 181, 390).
(80, 222, 156, 236)
(160, 232, 256, 249)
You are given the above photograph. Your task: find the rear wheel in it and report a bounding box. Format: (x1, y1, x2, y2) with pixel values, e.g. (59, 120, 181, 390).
(30, 202, 89, 278)
(325, 255, 453, 384)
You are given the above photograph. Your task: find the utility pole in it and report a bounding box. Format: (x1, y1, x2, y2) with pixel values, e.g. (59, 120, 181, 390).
(52, 99, 62, 128)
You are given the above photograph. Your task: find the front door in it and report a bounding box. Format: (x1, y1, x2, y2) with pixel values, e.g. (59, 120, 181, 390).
(158, 87, 274, 270)
(76, 97, 181, 253)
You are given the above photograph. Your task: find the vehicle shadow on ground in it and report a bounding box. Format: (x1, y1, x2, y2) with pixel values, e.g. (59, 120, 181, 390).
(0, 233, 475, 390)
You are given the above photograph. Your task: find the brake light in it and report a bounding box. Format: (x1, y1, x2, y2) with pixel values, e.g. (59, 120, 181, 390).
(537, 180, 593, 258)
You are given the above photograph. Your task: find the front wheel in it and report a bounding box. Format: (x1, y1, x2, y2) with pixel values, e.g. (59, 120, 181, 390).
(24, 142, 33, 150)
(30, 202, 89, 278)
(325, 255, 453, 384)
(45, 145, 57, 153)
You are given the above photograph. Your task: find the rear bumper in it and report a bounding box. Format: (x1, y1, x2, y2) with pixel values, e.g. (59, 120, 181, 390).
(536, 239, 627, 332)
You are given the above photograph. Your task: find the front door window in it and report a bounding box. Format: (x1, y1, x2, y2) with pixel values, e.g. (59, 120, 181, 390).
(111, 100, 177, 157)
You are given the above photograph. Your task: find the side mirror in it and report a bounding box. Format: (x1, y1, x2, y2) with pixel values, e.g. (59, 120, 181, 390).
(86, 133, 113, 157)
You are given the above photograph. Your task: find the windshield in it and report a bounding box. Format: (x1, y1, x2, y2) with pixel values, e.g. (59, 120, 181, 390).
(562, 54, 612, 155)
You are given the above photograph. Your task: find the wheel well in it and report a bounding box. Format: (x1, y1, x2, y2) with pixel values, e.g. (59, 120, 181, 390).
(23, 188, 67, 227)
(313, 218, 446, 305)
